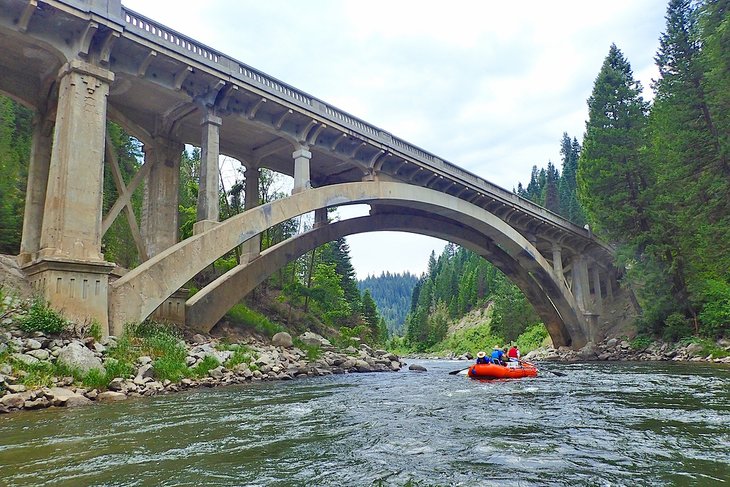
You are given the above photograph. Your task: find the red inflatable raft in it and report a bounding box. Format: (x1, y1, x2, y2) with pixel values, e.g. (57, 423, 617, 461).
(467, 361, 538, 379)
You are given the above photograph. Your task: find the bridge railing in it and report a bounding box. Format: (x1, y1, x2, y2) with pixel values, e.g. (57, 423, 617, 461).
(117, 5, 594, 241)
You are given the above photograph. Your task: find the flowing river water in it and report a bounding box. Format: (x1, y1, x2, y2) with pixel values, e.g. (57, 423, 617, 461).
(1, 360, 729, 486)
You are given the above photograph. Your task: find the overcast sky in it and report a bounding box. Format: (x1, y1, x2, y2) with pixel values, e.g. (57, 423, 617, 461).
(123, 0, 669, 279)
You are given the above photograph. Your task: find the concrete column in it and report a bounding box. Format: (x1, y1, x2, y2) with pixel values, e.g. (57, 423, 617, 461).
(18, 113, 54, 265)
(551, 243, 563, 281)
(240, 166, 260, 264)
(570, 255, 589, 313)
(24, 60, 115, 334)
(591, 266, 603, 313)
(142, 138, 183, 258)
(606, 268, 615, 302)
(292, 145, 312, 194)
(37, 61, 113, 261)
(194, 111, 221, 234)
(314, 207, 328, 228)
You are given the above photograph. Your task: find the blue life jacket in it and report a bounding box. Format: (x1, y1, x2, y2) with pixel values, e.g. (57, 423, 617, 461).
(491, 349, 504, 363)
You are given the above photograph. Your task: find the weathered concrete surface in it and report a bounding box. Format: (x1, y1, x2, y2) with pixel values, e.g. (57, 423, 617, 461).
(112, 181, 586, 346)
(187, 212, 586, 347)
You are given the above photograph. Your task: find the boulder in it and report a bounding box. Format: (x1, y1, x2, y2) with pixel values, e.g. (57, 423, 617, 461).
(57, 342, 105, 375)
(408, 364, 427, 372)
(26, 349, 50, 361)
(46, 387, 80, 406)
(11, 353, 39, 366)
(24, 397, 50, 409)
(65, 395, 92, 408)
(272, 332, 293, 348)
(96, 391, 127, 402)
(1, 393, 27, 409)
(298, 332, 332, 348)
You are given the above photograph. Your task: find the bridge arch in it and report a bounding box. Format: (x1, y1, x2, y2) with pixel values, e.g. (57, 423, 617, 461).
(187, 213, 587, 347)
(109, 181, 587, 347)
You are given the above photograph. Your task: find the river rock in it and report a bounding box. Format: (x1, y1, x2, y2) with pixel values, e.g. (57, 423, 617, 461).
(408, 364, 427, 372)
(24, 397, 49, 410)
(65, 395, 92, 408)
(11, 353, 39, 366)
(272, 332, 293, 348)
(26, 349, 50, 361)
(299, 332, 331, 348)
(96, 391, 127, 402)
(1, 393, 27, 408)
(136, 364, 154, 380)
(208, 366, 224, 379)
(46, 387, 78, 406)
(57, 342, 105, 375)
(25, 338, 42, 350)
(7, 383, 26, 393)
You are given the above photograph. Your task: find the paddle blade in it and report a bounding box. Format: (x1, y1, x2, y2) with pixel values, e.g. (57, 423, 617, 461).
(448, 367, 471, 375)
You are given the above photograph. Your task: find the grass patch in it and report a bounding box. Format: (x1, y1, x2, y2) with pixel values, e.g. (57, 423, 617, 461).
(225, 345, 254, 368)
(434, 321, 503, 356)
(515, 322, 549, 354)
(293, 338, 322, 361)
(191, 355, 220, 378)
(226, 304, 285, 337)
(630, 335, 653, 350)
(678, 337, 730, 359)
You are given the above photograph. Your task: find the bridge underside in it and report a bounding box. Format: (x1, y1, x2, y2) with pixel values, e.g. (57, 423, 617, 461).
(110, 182, 589, 348)
(187, 212, 586, 348)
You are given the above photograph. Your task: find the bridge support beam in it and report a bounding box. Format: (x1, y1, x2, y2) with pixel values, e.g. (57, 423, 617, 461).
(240, 166, 261, 265)
(292, 145, 311, 193)
(23, 60, 115, 333)
(142, 138, 183, 258)
(551, 243, 563, 280)
(193, 111, 221, 234)
(591, 265, 603, 314)
(18, 113, 54, 266)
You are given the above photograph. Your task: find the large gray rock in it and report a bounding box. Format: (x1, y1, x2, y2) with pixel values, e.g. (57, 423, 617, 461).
(96, 391, 127, 402)
(299, 332, 331, 348)
(272, 332, 293, 348)
(57, 342, 105, 375)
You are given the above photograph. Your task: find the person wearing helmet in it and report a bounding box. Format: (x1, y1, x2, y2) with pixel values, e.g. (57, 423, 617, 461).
(475, 351, 489, 364)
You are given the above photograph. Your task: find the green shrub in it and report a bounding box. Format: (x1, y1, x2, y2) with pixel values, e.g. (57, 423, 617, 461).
(226, 304, 284, 337)
(630, 335, 653, 350)
(515, 322, 549, 353)
(103, 357, 134, 380)
(13, 360, 57, 388)
(82, 368, 108, 389)
(18, 298, 68, 334)
(696, 279, 730, 337)
(293, 338, 322, 361)
(191, 355, 220, 378)
(225, 345, 252, 368)
(663, 312, 693, 342)
(153, 353, 189, 382)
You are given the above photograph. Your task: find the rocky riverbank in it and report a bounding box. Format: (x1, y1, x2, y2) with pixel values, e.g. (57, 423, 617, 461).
(0, 325, 404, 414)
(407, 337, 730, 364)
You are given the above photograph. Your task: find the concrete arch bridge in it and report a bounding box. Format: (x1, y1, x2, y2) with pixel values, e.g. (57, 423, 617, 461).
(0, 0, 630, 348)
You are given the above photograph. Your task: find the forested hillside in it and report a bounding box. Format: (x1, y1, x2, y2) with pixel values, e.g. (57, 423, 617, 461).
(358, 272, 418, 335)
(401, 244, 540, 352)
(519, 0, 729, 340)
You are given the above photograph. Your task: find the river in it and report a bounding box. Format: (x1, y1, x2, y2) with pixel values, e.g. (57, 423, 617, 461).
(1, 360, 728, 486)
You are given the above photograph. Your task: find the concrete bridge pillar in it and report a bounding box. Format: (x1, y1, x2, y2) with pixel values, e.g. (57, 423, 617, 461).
(606, 268, 615, 302)
(240, 165, 260, 265)
(571, 255, 590, 313)
(551, 243, 563, 281)
(314, 207, 328, 228)
(591, 265, 603, 314)
(18, 113, 54, 266)
(23, 60, 115, 333)
(142, 138, 183, 258)
(194, 111, 222, 234)
(292, 145, 312, 193)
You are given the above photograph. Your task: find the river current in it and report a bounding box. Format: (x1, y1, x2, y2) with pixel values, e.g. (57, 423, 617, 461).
(1, 360, 728, 486)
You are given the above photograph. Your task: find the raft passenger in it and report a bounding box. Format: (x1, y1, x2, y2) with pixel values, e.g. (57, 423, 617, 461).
(475, 351, 489, 364)
(490, 345, 506, 366)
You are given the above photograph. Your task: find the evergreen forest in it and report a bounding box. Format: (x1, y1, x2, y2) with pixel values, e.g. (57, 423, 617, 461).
(0, 0, 727, 352)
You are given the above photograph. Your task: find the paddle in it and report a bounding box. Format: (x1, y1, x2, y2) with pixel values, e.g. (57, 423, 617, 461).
(519, 359, 566, 376)
(448, 366, 472, 375)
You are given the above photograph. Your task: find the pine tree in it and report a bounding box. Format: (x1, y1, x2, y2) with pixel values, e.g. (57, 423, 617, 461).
(577, 44, 652, 244)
